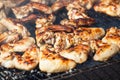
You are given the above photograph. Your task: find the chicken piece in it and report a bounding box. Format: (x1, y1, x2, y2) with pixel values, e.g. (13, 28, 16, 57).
(59, 44, 90, 64)
(102, 27, 120, 48)
(75, 27, 105, 40)
(36, 27, 105, 52)
(51, 0, 96, 12)
(39, 45, 76, 73)
(93, 43, 119, 61)
(31, 0, 56, 5)
(13, 45, 39, 71)
(12, 3, 33, 19)
(1, 0, 27, 8)
(65, 1, 95, 26)
(60, 18, 95, 27)
(0, 50, 15, 68)
(90, 40, 119, 61)
(78, 0, 96, 10)
(0, 2, 6, 19)
(31, 2, 52, 14)
(0, 18, 30, 38)
(35, 14, 55, 28)
(0, 23, 8, 34)
(94, 0, 120, 17)
(1, 37, 35, 52)
(0, 30, 20, 45)
(51, 0, 73, 12)
(12, 2, 52, 19)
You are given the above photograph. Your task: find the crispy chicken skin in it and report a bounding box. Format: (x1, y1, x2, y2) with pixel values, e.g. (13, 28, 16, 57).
(59, 44, 90, 63)
(94, 0, 120, 17)
(39, 45, 76, 73)
(102, 27, 120, 48)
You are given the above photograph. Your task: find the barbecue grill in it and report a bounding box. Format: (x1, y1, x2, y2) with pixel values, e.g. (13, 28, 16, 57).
(0, 1, 120, 80)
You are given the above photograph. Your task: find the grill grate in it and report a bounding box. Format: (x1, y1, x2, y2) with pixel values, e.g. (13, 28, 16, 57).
(0, 8, 120, 80)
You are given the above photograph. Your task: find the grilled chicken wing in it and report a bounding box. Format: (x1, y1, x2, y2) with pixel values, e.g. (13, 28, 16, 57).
(13, 45, 39, 71)
(94, 0, 120, 17)
(60, 44, 90, 63)
(0, 18, 30, 38)
(102, 27, 120, 48)
(39, 45, 76, 73)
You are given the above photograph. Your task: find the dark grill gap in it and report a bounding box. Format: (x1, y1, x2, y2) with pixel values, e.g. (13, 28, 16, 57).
(0, 8, 120, 80)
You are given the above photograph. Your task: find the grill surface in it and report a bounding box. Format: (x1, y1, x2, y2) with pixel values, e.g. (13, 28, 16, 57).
(0, 8, 120, 80)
